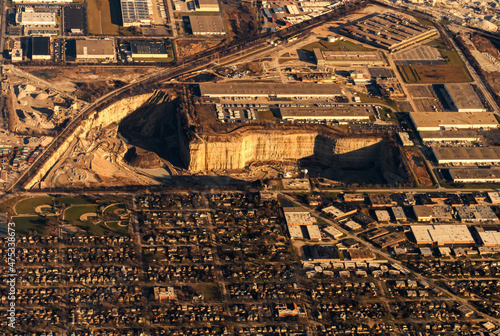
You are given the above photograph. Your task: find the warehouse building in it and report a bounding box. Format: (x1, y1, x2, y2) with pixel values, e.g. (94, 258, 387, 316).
(16, 12, 56, 26)
(444, 84, 487, 112)
(419, 130, 481, 144)
(314, 49, 385, 68)
(338, 12, 438, 51)
(31, 36, 51, 60)
(75, 39, 115, 61)
(189, 15, 225, 35)
(449, 168, 500, 183)
(283, 207, 315, 225)
(196, 0, 219, 11)
(411, 225, 475, 245)
(456, 205, 498, 222)
(279, 106, 372, 122)
(392, 45, 445, 65)
(432, 146, 500, 165)
(200, 83, 343, 99)
(409, 112, 498, 131)
(477, 228, 500, 246)
(130, 40, 168, 60)
(121, 0, 151, 27)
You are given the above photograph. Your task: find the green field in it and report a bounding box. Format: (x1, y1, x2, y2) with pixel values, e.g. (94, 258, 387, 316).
(302, 40, 374, 52)
(64, 205, 99, 223)
(15, 197, 53, 215)
(11, 216, 48, 235)
(87, 0, 120, 35)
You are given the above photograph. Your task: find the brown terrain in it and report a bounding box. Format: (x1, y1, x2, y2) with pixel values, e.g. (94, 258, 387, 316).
(175, 39, 223, 59)
(405, 150, 433, 187)
(469, 34, 500, 100)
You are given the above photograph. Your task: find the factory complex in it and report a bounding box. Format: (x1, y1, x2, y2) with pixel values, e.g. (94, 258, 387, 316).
(448, 168, 500, 183)
(189, 15, 225, 35)
(314, 49, 385, 68)
(338, 12, 438, 51)
(409, 112, 498, 131)
(444, 84, 487, 113)
(432, 146, 500, 165)
(120, 0, 151, 27)
(279, 106, 373, 122)
(200, 83, 343, 99)
(411, 225, 475, 246)
(75, 39, 116, 61)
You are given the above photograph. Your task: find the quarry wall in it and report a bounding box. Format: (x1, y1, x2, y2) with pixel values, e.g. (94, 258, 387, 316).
(188, 131, 382, 172)
(24, 93, 153, 189)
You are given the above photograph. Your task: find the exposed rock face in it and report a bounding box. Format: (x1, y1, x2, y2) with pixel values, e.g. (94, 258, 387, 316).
(188, 130, 382, 172)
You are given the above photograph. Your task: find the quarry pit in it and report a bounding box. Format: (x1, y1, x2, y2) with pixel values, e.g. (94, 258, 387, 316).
(23, 88, 409, 190)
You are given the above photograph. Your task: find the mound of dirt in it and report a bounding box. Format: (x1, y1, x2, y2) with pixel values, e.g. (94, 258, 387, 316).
(123, 146, 166, 169)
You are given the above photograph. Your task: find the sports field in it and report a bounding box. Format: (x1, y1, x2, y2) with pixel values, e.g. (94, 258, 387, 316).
(87, 0, 120, 35)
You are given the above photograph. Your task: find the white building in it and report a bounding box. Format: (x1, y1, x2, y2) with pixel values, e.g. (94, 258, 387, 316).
(16, 12, 56, 26)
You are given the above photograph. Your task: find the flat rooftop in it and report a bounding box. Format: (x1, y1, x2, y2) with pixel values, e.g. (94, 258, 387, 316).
(279, 106, 372, 119)
(76, 39, 115, 57)
(189, 15, 225, 34)
(32, 36, 50, 56)
(392, 45, 444, 63)
(315, 49, 384, 63)
(339, 12, 437, 51)
(444, 84, 487, 112)
(419, 130, 481, 141)
(130, 40, 168, 55)
(410, 112, 498, 130)
(433, 146, 500, 163)
(200, 83, 343, 97)
(412, 225, 475, 245)
(449, 168, 500, 181)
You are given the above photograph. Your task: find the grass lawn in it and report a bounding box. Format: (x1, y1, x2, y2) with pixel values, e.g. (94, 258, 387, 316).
(15, 197, 53, 215)
(87, 0, 120, 35)
(358, 93, 401, 112)
(302, 40, 373, 52)
(104, 204, 126, 214)
(64, 205, 99, 223)
(105, 221, 129, 234)
(56, 196, 94, 206)
(11, 216, 48, 235)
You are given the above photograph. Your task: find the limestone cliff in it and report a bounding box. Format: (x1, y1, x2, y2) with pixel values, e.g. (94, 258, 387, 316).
(188, 130, 382, 172)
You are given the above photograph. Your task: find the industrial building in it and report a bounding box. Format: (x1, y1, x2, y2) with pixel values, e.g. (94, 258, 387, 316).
(432, 146, 500, 165)
(303, 244, 340, 262)
(189, 15, 225, 35)
(456, 205, 498, 222)
(488, 192, 500, 204)
(412, 205, 454, 222)
(477, 228, 500, 246)
(314, 49, 385, 68)
(200, 83, 343, 99)
(130, 40, 168, 60)
(411, 225, 475, 245)
(283, 207, 315, 225)
(409, 112, 498, 131)
(31, 36, 51, 60)
(279, 106, 372, 122)
(338, 12, 438, 51)
(121, 0, 151, 27)
(16, 12, 56, 26)
(392, 45, 445, 64)
(418, 130, 481, 144)
(449, 168, 500, 183)
(444, 84, 487, 112)
(196, 0, 219, 11)
(75, 39, 115, 61)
